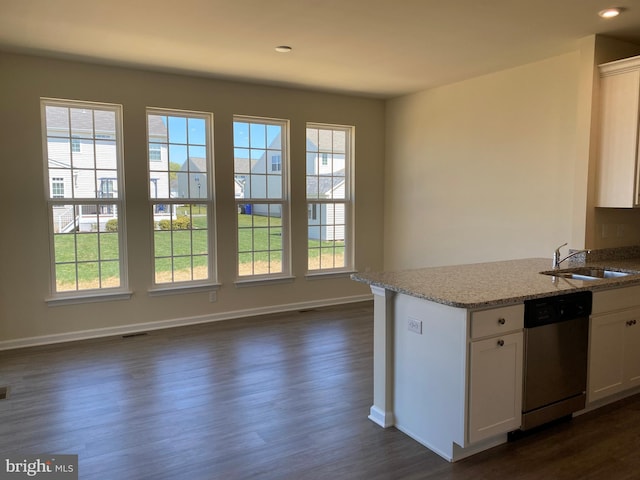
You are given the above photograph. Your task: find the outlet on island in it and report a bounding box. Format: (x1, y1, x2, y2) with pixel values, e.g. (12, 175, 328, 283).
(408, 317, 422, 334)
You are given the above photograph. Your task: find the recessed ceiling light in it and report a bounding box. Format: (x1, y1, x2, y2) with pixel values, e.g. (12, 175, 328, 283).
(275, 46, 292, 53)
(598, 8, 622, 18)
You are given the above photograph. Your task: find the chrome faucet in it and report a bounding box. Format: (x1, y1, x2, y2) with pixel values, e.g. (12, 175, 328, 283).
(552, 243, 590, 269)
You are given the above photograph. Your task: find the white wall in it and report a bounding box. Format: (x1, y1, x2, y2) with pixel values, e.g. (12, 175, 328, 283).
(0, 52, 385, 346)
(384, 52, 581, 269)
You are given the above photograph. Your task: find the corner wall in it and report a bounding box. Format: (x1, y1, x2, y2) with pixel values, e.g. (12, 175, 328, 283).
(384, 52, 581, 270)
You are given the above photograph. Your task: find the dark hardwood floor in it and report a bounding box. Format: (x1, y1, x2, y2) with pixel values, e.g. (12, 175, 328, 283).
(1, 301, 639, 479)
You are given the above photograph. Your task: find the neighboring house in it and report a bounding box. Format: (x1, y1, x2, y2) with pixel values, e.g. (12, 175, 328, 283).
(235, 132, 346, 241)
(306, 170, 346, 241)
(240, 134, 285, 217)
(305, 133, 346, 241)
(47, 109, 175, 231)
(176, 157, 207, 200)
(46, 107, 121, 232)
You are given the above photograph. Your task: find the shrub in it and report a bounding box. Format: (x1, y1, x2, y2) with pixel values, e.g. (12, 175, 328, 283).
(158, 216, 191, 231)
(105, 219, 118, 232)
(173, 215, 191, 230)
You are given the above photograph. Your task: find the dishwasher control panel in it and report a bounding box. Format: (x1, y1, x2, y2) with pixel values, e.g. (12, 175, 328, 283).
(524, 291, 592, 328)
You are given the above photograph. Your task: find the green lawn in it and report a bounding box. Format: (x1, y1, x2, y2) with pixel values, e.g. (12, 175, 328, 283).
(54, 212, 344, 290)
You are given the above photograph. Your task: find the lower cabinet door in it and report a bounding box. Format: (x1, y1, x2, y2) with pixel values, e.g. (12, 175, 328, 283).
(468, 331, 523, 444)
(589, 308, 640, 402)
(623, 313, 640, 389)
(589, 312, 627, 401)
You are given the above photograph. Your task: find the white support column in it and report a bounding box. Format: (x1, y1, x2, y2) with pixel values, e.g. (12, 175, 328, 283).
(368, 285, 396, 428)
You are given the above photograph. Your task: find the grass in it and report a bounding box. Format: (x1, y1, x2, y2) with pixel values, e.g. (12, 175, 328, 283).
(54, 211, 344, 290)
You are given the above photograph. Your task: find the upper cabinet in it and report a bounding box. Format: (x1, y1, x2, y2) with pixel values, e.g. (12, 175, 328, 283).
(597, 55, 640, 208)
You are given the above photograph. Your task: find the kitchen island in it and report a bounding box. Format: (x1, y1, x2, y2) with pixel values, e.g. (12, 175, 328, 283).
(352, 254, 640, 462)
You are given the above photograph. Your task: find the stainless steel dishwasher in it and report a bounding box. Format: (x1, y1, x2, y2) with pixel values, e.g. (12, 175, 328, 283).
(520, 291, 592, 431)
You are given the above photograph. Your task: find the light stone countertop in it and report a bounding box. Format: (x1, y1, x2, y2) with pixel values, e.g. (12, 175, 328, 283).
(351, 257, 640, 309)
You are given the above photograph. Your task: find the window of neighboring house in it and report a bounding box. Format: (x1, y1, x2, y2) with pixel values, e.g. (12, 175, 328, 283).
(307, 203, 317, 220)
(99, 178, 115, 198)
(42, 98, 127, 295)
(149, 143, 162, 161)
(271, 154, 281, 172)
(233, 116, 289, 278)
(306, 123, 353, 272)
(71, 136, 81, 153)
(147, 108, 215, 286)
(51, 177, 65, 198)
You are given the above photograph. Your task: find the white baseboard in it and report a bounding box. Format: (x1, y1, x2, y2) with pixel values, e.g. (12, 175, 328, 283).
(0, 294, 373, 351)
(368, 405, 395, 428)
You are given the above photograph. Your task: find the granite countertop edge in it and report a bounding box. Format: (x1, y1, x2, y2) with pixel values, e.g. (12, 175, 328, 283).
(351, 256, 640, 310)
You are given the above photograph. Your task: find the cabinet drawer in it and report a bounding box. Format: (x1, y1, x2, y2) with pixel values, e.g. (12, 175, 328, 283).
(471, 304, 524, 339)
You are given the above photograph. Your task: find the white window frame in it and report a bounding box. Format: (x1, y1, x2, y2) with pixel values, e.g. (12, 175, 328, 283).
(233, 116, 291, 282)
(306, 123, 354, 275)
(146, 107, 217, 292)
(41, 98, 129, 303)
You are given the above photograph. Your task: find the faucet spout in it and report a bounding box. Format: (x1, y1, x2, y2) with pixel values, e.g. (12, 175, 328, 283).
(552, 243, 590, 269)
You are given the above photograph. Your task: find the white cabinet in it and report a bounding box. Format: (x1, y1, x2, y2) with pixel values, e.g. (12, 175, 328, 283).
(468, 331, 523, 444)
(589, 307, 640, 402)
(392, 294, 469, 461)
(392, 296, 524, 461)
(468, 305, 523, 444)
(597, 55, 640, 208)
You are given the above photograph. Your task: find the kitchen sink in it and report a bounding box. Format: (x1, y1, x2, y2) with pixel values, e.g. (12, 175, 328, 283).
(540, 267, 635, 281)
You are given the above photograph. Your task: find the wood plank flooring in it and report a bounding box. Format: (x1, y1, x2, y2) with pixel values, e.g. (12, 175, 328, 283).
(1, 301, 639, 479)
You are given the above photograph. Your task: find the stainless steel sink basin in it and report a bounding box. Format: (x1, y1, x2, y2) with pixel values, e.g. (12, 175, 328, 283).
(540, 267, 634, 281)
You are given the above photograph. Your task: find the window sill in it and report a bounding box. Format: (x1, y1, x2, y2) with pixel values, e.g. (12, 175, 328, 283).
(234, 275, 295, 288)
(305, 270, 356, 280)
(148, 283, 221, 297)
(46, 290, 133, 306)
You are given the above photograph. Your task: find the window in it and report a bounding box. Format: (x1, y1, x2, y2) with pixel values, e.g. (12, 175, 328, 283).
(271, 154, 281, 172)
(147, 109, 214, 285)
(306, 124, 353, 272)
(42, 99, 127, 295)
(149, 143, 162, 161)
(234, 117, 289, 278)
(51, 177, 65, 198)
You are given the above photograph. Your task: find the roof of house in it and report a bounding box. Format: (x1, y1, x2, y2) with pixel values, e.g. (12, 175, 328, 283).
(306, 170, 346, 197)
(180, 157, 207, 173)
(45, 105, 167, 136)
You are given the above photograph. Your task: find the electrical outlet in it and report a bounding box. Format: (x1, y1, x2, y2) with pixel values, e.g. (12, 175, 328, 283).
(408, 317, 422, 334)
(209, 291, 217, 303)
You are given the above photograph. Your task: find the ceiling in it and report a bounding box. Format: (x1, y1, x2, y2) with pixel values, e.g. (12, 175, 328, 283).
(1, 0, 640, 98)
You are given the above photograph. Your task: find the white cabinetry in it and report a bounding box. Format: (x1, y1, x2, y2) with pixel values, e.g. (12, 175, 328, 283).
(597, 55, 640, 208)
(468, 332, 523, 443)
(392, 295, 523, 461)
(589, 286, 640, 402)
(589, 308, 640, 402)
(468, 305, 523, 444)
